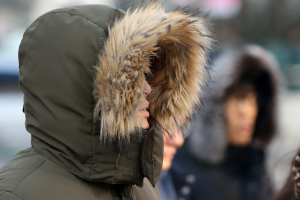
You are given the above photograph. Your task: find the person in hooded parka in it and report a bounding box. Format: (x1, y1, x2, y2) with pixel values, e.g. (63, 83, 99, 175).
(170, 45, 281, 200)
(0, 2, 213, 200)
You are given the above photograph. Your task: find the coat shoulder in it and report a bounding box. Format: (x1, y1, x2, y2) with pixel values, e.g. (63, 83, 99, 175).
(0, 191, 23, 200)
(0, 148, 116, 200)
(0, 148, 47, 194)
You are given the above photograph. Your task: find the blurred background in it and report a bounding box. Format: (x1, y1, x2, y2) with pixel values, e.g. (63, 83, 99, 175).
(0, 0, 299, 193)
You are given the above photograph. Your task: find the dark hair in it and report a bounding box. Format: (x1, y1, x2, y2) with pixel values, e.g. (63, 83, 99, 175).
(223, 54, 276, 145)
(224, 83, 256, 99)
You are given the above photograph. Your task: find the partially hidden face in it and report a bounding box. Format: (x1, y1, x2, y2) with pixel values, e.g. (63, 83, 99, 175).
(138, 82, 152, 129)
(162, 132, 184, 171)
(225, 92, 258, 146)
(138, 82, 184, 171)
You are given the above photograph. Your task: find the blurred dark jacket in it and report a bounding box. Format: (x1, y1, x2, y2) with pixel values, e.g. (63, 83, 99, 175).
(171, 45, 282, 200)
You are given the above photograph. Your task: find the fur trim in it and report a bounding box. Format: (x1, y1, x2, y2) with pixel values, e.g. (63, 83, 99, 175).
(187, 45, 281, 164)
(94, 2, 213, 141)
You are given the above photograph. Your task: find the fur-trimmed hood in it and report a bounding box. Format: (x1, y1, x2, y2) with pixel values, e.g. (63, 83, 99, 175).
(186, 45, 282, 164)
(18, 2, 213, 184)
(94, 2, 213, 141)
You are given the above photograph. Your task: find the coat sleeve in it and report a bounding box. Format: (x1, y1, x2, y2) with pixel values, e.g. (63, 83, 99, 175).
(0, 191, 23, 200)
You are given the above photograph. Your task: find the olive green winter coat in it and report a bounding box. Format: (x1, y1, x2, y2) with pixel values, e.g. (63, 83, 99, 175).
(0, 2, 213, 200)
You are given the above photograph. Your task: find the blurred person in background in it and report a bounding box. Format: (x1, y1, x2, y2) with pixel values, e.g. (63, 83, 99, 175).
(158, 132, 184, 200)
(0, 2, 213, 200)
(171, 45, 281, 200)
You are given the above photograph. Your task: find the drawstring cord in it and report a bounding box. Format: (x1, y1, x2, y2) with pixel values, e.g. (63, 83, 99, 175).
(116, 141, 122, 169)
(115, 153, 121, 169)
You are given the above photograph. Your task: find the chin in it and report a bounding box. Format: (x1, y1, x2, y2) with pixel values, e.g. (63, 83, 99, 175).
(141, 118, 149, 129)
(162, 160, 172, 171)
(142, 122, 149, 129)
(232, 139, 252, 147)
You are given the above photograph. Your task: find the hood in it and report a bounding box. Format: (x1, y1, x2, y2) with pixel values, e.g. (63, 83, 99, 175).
(19, 3, 213, 184)
(186, 45, 282, 164)
(94, 2, 213, 141)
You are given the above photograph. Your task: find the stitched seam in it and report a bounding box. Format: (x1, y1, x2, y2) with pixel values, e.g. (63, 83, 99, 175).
(89, 94, 96, 178)
(32, 148, 86, 179)
(32, 149, 115, 184)
(89, 121, 94, 178)
(40, 11, 106, 32)
(11, 159, 47, 192)
(0, 191, 24, 200)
